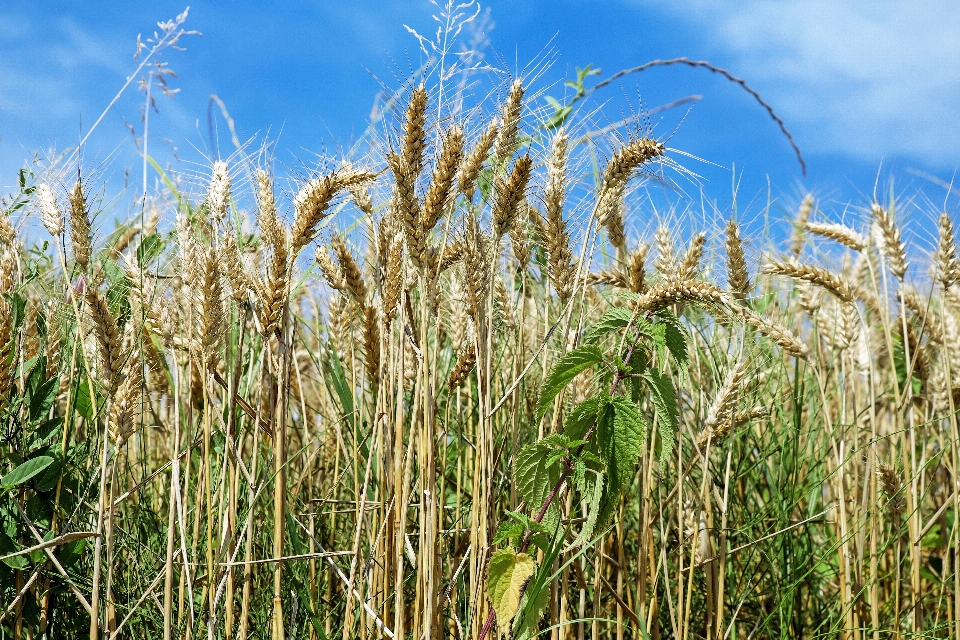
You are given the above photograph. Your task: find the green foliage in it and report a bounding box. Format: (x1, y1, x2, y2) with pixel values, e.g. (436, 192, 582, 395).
(487, 548, 537, 633)
(535, 344, 604, 420)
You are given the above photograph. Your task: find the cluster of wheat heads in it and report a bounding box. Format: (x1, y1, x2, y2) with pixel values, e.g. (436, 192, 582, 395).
(0, 78, 958, 640)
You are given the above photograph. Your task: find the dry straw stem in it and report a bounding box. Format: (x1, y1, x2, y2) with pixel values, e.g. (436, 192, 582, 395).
(762, 260, 856, 303)
(492, 154, 533, 238)
(69, 180, 92, 272)
(421, 126, 465, 233)
(291, 168, 375, 254)
(791, 194, 814, 257)
(207, 160, 231, 222)
(870, 202, 908, 279)
(458, 117, 498, 200)
(804, 221, 865, 252)
(933, 211, 959, 288)
(725, 219, 750, 300)
(37, 184, 64, 237)
(493, 80, 524, 165)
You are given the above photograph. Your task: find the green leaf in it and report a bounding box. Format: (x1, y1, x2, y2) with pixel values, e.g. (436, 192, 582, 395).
(657, 310, 689, 370)
(28, 375, 58, 422)
(570, 462, 605, 548)
(493, 520, 526, 547)
(5, 292, 26, 331)
(1, 456, 54, 488)
(137, 233, 164, 267)
(583, 307, 634, 345)
(644, 369, 678, 471)
(514, 442, 562, 530)
(0, 529, 28, 569)
(322, 343, 355, 426)
(536, 345, 604, 420)
(563, 397, 605, 442)
(487, 548, 536, 634)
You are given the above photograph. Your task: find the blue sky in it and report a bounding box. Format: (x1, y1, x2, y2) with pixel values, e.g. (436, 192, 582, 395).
(2, 0, 959, 238)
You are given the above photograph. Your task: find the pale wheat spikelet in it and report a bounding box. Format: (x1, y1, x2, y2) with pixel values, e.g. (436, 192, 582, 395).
(492, 154, 533, 238)
(836, 302, 861, 351)
(328, 293, 356, 359)
(635, 280, 728, 313)
(421, 126, 465, 233)
(220, 232, 254, 303)
(595, 138, 666, 225)
(605, 202, 627, 253)
(762, 260, 855, 303)
(587, 269, 628, 288)
(653, 225, 678, 281)
(85, 287, 123, 390)
(349, 179, 376, 217)
(933, 212, 959, 288)
(543, 131, 575, 304)
(291, 168, 375, 253)
(797, 282, 823, 316)
(902, 286, 943, 345)
(207, 160, 231, 222)
(463, 216, 490, 319)
(678, 232, 706, 281)
(510, 215, 530, 270)
(790, 194, 813, 257)
(447, 344, 477, 390)
(445, 276, 471, 352)
(330, 236, 368, 304)
(45, 302, 63, 383)
(362, 305, 380, 385)
(108, 357, 142, 446)
(877, 461, 906, 517)
(69, 180, 92, 272)
(870, 202, 908, 280)
(176, 212, 200, 291)
(388, 150, 426, 267)
(382, 235, 404, 325)
(256, 169, 282, 246)
(0, 211, 14, 247)
(804, 221, 865, 252)
(703, 359, 749, 433)
(403, 85, 429, 179)
(493, 80, 524, 165)
(196, 245, 226, 369)
(494, 275, 517, 329)
(37, 183, 64, 236)
(629, 244, 647, 294)
(698, 405, 767, 448)
(725, 219, 750, 300)
(316, 245, 347, 291)
(736, 306, 808, 358)
(0, 247, 17, 295)
(458, 117, 498, 200)
(261, 232, 290, 336)
(0, 299, 12, 411)
(527, 198, 546, 242)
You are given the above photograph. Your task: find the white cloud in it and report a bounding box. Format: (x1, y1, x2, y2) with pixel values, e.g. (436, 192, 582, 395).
(636, 0, 960, 164)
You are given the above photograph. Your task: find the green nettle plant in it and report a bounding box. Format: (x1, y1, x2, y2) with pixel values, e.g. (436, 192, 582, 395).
(482, 303, 686, 638)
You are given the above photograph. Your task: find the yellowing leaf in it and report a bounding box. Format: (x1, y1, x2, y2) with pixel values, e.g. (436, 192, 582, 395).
(487, 548, 536, 634)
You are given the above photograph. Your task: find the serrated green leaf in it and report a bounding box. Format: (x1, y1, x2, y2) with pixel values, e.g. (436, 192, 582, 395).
(1, 456, 54, 488)
(657, 310, 689, 369)
(644, 369, 678, 471)
(563, 397, 606, 441)
(571, 464, 605, 548)
(514, 442, 562, 530)
(488, 548, 536, 633)
(536, 345, 604, 420)
(583, 307, 634, 345)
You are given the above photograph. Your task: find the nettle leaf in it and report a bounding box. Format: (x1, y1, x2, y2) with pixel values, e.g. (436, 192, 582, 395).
(487, 548, 537, 634)
(583, 307, 634, 345)
(536, 345, 604, 420)
(571, 461, 605, 548)
(656, 310, 689, 370)
(644, 369, 678, 471)
(1, 456, 54, 488)
(514, 442, 562, 530)
(563, 396, 606, 442)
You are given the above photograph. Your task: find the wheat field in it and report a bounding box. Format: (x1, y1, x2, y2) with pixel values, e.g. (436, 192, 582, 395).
(1, 9, 959, 640)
